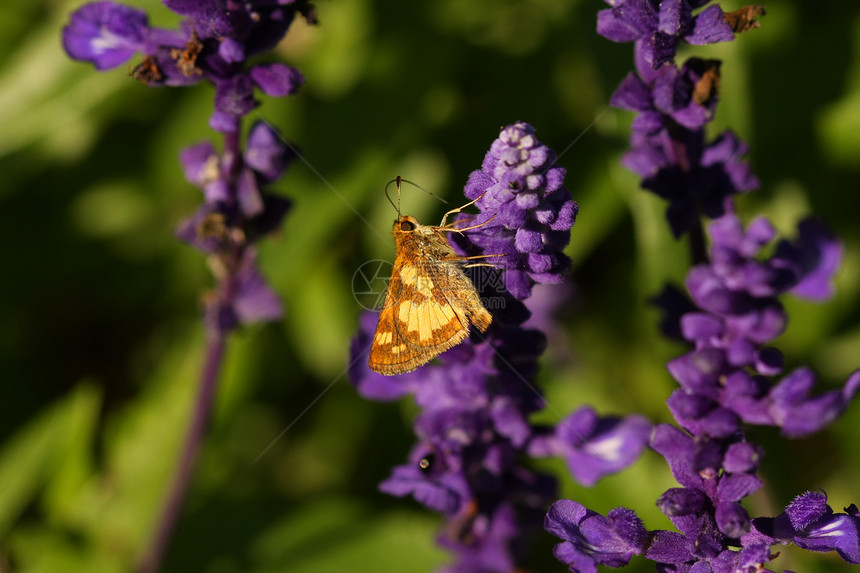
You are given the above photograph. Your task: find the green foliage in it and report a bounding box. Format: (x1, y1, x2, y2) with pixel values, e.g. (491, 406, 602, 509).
(1, 0, 859, 571)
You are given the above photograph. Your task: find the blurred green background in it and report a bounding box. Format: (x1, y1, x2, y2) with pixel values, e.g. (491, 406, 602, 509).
(2, 0, 860, 571)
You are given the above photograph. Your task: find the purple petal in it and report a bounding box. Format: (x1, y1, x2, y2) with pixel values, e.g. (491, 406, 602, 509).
(643, 529, 693, 564)
(796, 512, 860, 563)
(233, 251, 283, 324)
(686, 4, 735, 45)
(209, 110, 240, 133)
(597, 7, 645, 43)
(610, 72, 654, 112)
(236, 168, 263, 217)
(218, 38, 245, 63)
(785, 218, 844, 301)
(250, 63, 305, 97)
(656, 0, 687, 36)
(215, 75, 257, 117)
(557, 408, 651, 486)
(786, 490, 829, 530)
(722, 442, 762, 473)
(180, 141, 219, 188)
(245, 121, 297, 182)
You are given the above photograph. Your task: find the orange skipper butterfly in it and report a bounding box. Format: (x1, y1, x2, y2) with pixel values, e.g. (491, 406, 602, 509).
(368, 177, 495, 375)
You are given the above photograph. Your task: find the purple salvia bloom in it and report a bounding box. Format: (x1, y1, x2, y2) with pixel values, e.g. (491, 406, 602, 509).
(597, 0, 733, 68)
(545, 500, 649, 571)
(62, 1, 149, 70)
(749, 491, 860, 564)
(563, 2, 860, 573)
(378, 444, 471, 514)
(611, 58, 721, 131)
(528, 406, 651, 486)
(214, 75, 258, 124)
(775, 218, 844, 301)
(453, 122, 578, 300)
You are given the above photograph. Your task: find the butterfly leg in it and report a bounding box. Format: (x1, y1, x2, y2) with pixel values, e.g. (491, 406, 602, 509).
(439, 190, 489, 227)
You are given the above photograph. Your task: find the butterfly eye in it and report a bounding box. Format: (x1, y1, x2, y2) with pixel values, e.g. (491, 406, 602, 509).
(400, 220, 416, 232)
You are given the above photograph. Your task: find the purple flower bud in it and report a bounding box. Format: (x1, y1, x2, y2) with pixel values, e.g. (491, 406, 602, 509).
(215, 75, 257, 118)
(715, 501, 750, 537)
(657, 487, 707, 517)
(716, 473, 762, 503)
(666, 347, 727, 396)
(722, 442, 762, 474)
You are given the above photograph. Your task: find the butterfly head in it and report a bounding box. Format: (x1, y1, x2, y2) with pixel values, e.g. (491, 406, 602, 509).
(393, 215, 423, 236)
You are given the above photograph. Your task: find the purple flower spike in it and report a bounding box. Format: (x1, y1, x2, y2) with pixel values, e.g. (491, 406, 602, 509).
(454, 122, 577, 300)
(63, 0, 310, 569)
(545, 500, 649, 571)
(63, 1, 149, 70)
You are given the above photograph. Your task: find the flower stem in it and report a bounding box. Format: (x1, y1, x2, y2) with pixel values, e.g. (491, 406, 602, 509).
(135, 330, 227, 573)
(688, 214, 708, 266)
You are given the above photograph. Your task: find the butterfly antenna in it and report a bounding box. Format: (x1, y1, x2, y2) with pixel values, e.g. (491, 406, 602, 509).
(397, 177, 450, 206)
(384, 177, 401, 216)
